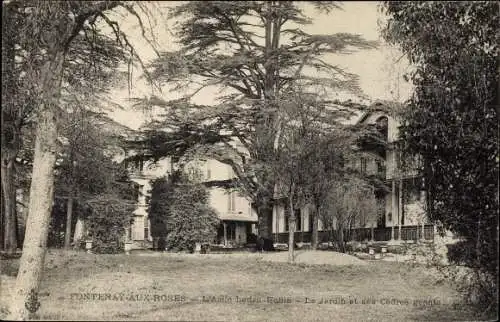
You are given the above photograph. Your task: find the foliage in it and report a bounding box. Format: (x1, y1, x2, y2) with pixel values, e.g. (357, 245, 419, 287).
(0, 0, 153, 252)
(3, 1, 161, 319)
(148, 172, 182, 238)
(270, 83, 369, 258)
(320, 177, 381, 252)
(52, 147, 136, 253)
(80, 158, 136, 254)
(65, 156, 134, 254)
(161, 174, 219, 252)
(381, 1, 499, 315)
(85, 193, 135, 254)
(49, 104, 138, 252)
(132, 1, 379, 237)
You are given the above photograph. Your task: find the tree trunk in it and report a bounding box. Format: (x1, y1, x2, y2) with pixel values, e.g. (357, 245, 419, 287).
(337, 222, 345, 253)
(1, 0, 21, 255)
(14, 201, 20, 248)
(18, 187, 30, 247)
(8, 51, 64, 320)
(287, 195, 295, 263)
(72, 217, 84, 248)
(257, 199, 274, 239)
(1, 157, 18, 254)
(0, 180, 3, 250)
(64, 197, 73, 249)
(311, 205, 320, 250)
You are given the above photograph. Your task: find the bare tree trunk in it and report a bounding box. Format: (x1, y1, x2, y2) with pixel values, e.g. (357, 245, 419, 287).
(14, 201, 20, 248)
(0, 180, 3, 250)
(256, 195, 274, 238)
(64, 197, 73, 249)
(1, 158, 18, 254)
(338, 227, 345, 253)
(311, 205, 320, 250)
(1, 0, 24, 255)
(18, 187, 30, 246)
(8, 52, 63, 320)
(287, 195, 295, 263)
(73, 217, 84, 247)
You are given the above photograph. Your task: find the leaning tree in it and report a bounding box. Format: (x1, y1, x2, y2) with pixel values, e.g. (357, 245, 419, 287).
(4, 1, 160, 319)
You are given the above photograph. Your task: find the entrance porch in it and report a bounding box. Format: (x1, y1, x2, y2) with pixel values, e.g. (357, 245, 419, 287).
(216, 218, 257, 247)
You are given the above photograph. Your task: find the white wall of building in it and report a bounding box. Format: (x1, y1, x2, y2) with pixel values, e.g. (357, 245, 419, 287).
(272, 204, 317, 233)
(128, 154, 259, 242)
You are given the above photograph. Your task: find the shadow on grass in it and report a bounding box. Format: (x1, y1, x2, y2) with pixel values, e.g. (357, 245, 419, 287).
(0, 259, 19, 277)
(408, 303, 486, 322)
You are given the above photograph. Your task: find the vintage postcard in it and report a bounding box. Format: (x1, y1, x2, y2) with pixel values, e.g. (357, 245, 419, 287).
(1, 1, 497, 321)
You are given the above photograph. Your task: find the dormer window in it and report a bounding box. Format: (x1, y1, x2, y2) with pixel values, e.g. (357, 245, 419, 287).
(360, 158, 367, 174)
(375, 116, 389, 141)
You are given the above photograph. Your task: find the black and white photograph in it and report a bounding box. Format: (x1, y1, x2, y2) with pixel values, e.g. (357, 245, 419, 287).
(1, 1, 498, 321)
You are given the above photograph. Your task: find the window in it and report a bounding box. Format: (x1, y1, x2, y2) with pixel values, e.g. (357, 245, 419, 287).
(360, 158, 367, 174)
(137, 185, 144, 202)
(228, 191, 236, 212)
(376, 160, 384, 174)
(395, 145, 403, 169)
(145, 196, 151, 205)
(144, 217, 149, 240)
(227, 222, 236, 241)
(295, 209, 302, 231)
(132, 183, 141, 202)
(134, 159, 144, 172)
(375, 116, 388, 140)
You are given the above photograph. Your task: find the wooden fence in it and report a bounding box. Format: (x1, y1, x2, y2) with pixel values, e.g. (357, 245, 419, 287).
(274, 225, 435, 244)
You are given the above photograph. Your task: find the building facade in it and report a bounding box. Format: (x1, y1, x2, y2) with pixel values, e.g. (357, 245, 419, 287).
(124, 154, 257, 249)
(124, 105, 436, 247)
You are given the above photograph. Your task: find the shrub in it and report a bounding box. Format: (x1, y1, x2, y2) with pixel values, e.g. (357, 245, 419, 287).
(447, 240, 477, 267)
(148, 174, 179, 240)
(386, 245, 405, 254)
(164, 176, 219, 252)
(84, 194, 135, 254)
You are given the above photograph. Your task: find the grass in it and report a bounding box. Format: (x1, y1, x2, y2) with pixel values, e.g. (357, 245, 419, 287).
(0, 249, 480, 321)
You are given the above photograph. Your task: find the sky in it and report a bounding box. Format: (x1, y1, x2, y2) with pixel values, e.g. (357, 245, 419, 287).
(106, 1, 413, 131)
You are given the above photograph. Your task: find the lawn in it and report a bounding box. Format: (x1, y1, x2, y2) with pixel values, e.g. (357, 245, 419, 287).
(1, 249, 479, 321)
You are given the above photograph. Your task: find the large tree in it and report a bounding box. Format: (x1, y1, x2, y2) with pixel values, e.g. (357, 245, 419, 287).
(270, 82, 380, 259)
(381, 1, 498, 314)
(0, 0, 132, 253)
(134, 1, 378, 238)
(320, 177, 381, 252)
(54, 107, 137, 249)
(1, 2, 38, 254)
(5, 1, 158, 319)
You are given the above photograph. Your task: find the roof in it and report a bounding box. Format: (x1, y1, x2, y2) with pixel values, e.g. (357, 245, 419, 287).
(218, 212, 258, 222)
(355, 101, 403, 125)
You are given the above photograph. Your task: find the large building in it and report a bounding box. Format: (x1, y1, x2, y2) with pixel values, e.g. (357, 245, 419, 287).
(124, 102, 438, 248)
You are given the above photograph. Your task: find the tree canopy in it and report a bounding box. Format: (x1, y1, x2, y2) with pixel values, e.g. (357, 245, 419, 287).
(381, 1, 498, 314)
(132, 1, 381, 237)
